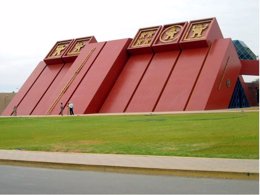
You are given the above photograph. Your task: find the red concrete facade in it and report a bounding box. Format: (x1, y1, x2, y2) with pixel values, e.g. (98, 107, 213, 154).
(240, 60, 259, 76)
(2, 18, 259, 116)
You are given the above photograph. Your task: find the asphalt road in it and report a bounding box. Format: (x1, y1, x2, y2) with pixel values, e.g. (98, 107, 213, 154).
(0, 165, 258, 194)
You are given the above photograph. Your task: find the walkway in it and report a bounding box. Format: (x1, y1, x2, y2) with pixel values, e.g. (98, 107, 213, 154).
(0, 150, 258, 180)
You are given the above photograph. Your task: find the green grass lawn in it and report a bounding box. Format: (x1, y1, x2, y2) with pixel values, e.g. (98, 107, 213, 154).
(0, 111, 258, 159)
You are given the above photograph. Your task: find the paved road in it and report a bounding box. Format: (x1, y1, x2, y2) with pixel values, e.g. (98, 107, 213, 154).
(0, 165, 258, 194)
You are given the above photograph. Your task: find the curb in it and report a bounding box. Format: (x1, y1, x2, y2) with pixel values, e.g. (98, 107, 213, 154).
(0, 159, 258, 180)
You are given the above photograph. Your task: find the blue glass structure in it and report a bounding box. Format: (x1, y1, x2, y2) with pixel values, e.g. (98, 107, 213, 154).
(229, 79, 250, 108)
(232, 40, 257, 60)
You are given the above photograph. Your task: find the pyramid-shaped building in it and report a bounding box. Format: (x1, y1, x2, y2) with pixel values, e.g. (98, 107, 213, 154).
(2, 18, 259, 116)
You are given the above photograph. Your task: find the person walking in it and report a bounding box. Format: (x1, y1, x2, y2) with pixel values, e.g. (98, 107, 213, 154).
(12, 106, 17, 116)
(68, 102, 74, 115)
(59, 102, 64, 116)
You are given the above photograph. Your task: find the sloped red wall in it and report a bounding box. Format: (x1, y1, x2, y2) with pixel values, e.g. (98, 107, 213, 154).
(100, 53, 153, 113)
(2, 61, 46, 116)
(3, 18, 253, 116)
(47, 42, 105, 115)
(17, 63, 65, 115)
(70, 38, 131, 114)
(31, 62, 72, 115)
(126, 50, 180, 112)
(155, 47, 209, 112)
(186, 38, 241, 110)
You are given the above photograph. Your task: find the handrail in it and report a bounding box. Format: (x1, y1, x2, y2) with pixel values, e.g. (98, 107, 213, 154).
(47, 48, 96, 114)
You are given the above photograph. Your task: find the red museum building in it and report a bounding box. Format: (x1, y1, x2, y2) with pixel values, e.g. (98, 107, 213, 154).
(2, 18, 259, 116)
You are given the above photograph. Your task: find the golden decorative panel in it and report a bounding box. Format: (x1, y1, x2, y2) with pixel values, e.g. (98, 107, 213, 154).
(183, 21, 211, 41)
(130, 28, 159, 48)
(159, 25, 183, 43)
(67, 41, 86, 56)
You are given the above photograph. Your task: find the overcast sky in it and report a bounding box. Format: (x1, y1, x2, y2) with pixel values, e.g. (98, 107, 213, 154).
(0, 0, 258, 92)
